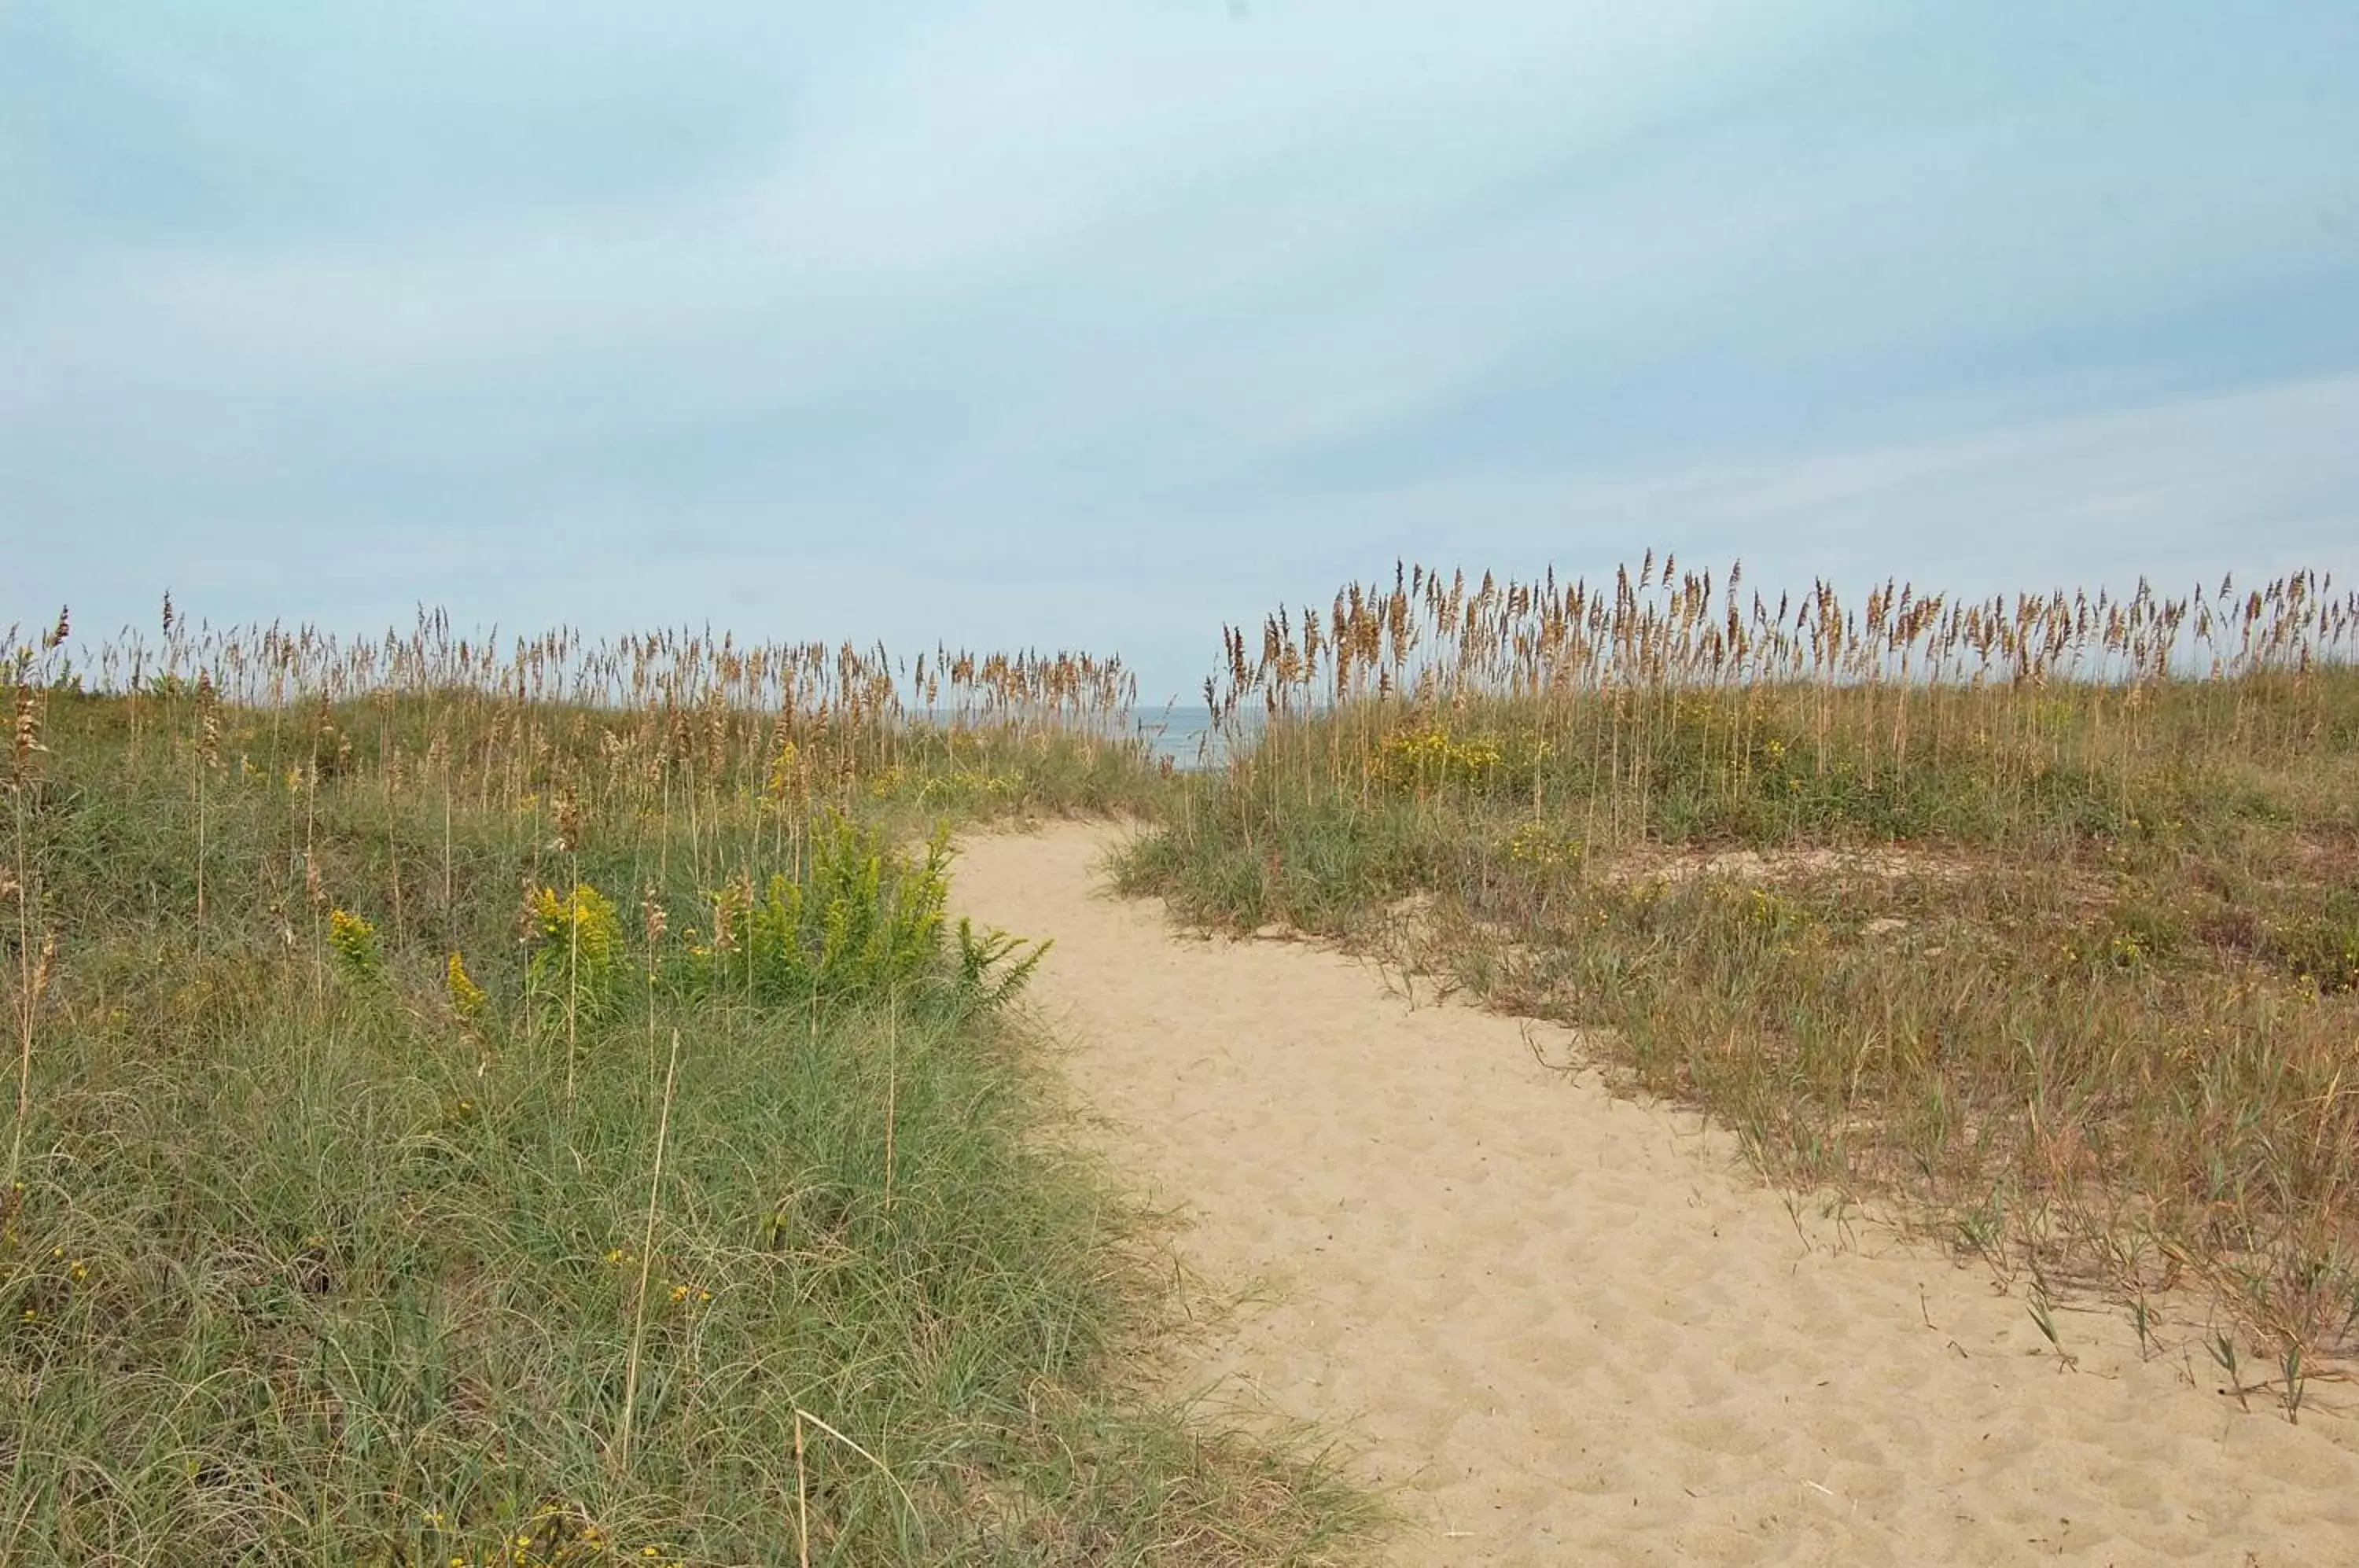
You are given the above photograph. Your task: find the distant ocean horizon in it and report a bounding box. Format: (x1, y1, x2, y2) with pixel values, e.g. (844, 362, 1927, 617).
(1130, 703, 1227, 769)
(911, 703, 1235, 769)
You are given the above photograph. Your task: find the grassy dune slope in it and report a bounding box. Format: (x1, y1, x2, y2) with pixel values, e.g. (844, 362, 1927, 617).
(2, 628, 1365, 1567)
(1121, 562, 2359, 1412)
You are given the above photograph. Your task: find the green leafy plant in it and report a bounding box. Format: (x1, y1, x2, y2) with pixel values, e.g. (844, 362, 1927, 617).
(955, 918, 1051, 1010)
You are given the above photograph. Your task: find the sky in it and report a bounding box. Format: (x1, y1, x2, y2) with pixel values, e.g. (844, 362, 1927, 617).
(5, 2, 2357, 698)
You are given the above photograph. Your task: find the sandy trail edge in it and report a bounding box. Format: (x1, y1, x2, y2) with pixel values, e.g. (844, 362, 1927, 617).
(951, 822, 2358, 1567)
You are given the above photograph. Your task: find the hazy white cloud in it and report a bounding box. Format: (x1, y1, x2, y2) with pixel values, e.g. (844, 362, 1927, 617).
(1236, 371, 2359, 593)
(4, 1, 2356, 690)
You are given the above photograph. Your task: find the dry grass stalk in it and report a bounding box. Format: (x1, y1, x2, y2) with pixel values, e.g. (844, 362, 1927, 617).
(614, 1025, 683, 1477)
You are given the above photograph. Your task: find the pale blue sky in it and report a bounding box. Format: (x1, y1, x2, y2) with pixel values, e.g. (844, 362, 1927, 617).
(5, 2, 2355, 697)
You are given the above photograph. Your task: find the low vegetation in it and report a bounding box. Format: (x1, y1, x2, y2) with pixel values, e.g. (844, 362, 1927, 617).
(11, 553, 2357, 1563)
(2, 615, 1366, 1565)
(1124, 558, 2359, 1413)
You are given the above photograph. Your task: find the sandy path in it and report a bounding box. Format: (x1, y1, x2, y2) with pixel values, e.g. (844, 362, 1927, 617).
(952, 823, 2359, 1566)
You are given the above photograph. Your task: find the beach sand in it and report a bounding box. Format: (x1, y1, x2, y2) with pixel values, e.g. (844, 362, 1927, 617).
(952, 820, 2359, 1566)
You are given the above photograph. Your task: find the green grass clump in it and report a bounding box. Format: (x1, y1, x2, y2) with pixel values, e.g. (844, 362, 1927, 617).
(1, 624, 1371, 1566)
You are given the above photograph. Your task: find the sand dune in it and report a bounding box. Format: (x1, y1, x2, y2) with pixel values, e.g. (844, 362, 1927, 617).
(951, 822, 2359, 1566)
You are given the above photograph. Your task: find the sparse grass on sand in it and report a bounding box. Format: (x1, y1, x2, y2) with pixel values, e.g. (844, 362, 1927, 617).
(1, 617, 1371, 1566)
(1121, 558, 2359, 1418)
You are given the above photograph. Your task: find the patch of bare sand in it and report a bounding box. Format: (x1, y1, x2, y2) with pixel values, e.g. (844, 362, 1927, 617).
(1594, 845, 1974, 885)
(951, 821, 2359, 1566)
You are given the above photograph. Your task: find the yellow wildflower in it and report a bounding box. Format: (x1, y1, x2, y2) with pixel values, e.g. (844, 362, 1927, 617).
(445, 951, 488, 1022)
(326, 908, 383, 978)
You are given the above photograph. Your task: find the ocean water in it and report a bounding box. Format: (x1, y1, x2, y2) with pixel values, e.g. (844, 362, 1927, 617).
(1131, 705, 1228, 770)
(911, 705, 1237, 770)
